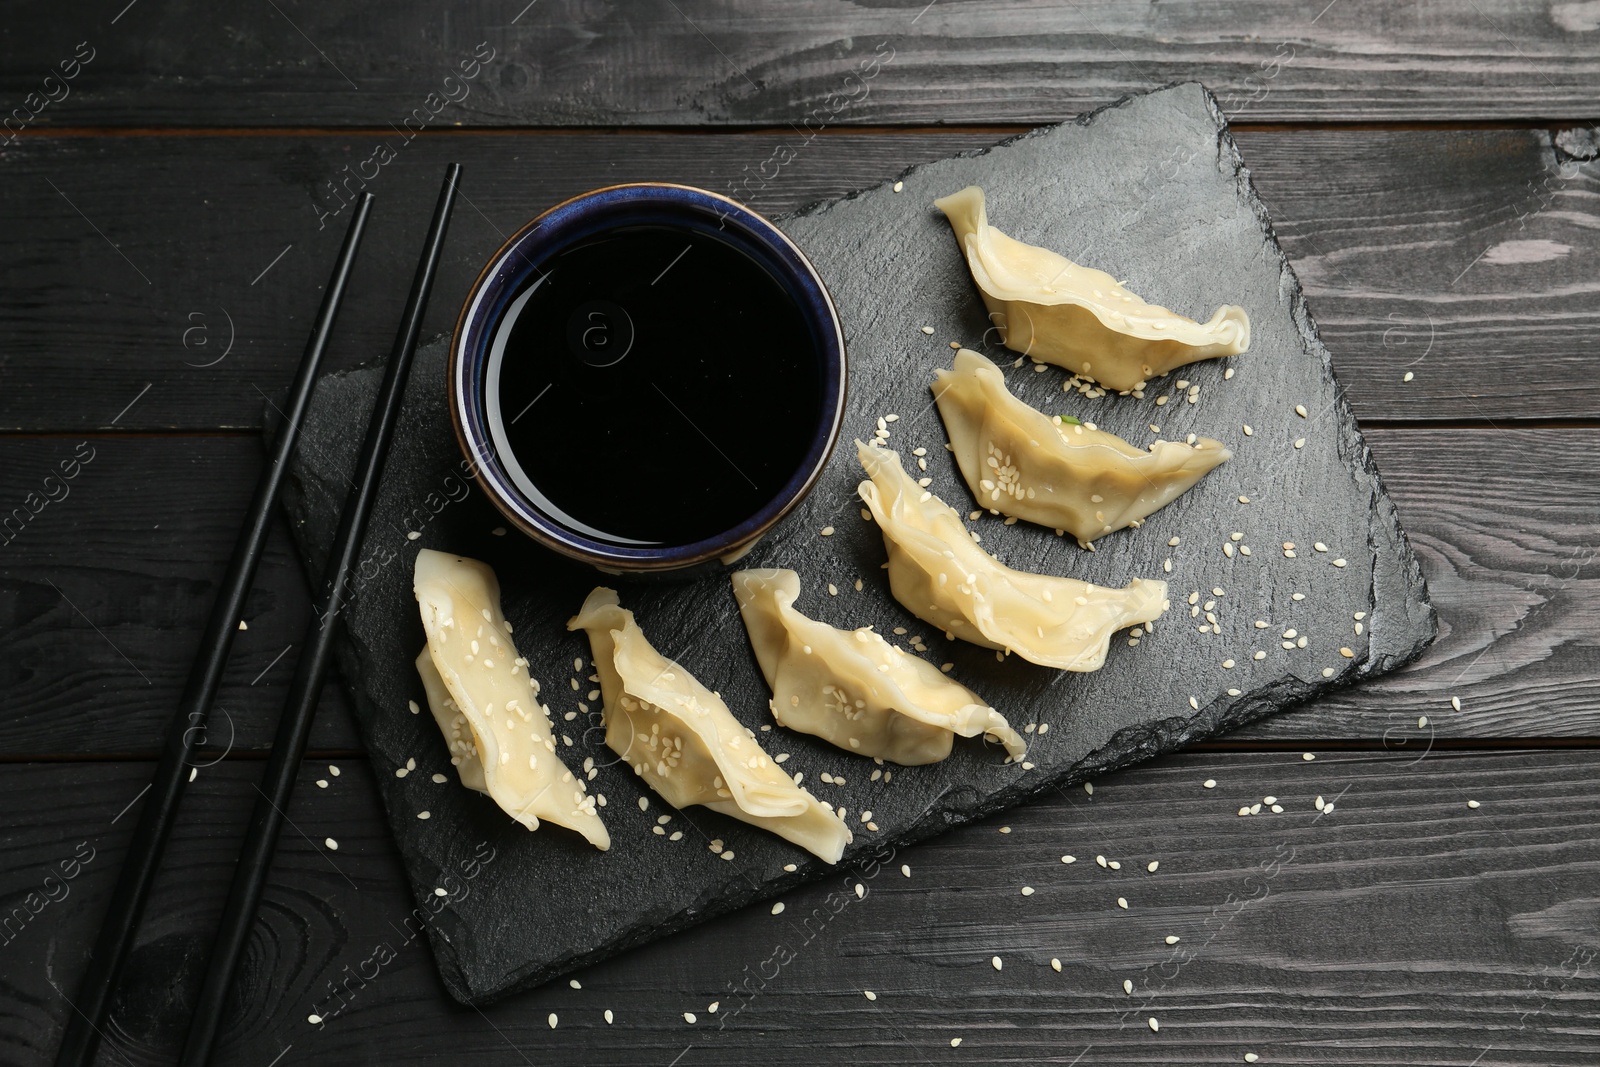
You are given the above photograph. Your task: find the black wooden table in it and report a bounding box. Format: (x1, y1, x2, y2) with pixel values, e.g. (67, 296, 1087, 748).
(2, 3, 1597, 1063)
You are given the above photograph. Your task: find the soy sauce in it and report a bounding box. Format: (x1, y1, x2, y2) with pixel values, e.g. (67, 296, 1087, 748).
(485, 224, 823, 547)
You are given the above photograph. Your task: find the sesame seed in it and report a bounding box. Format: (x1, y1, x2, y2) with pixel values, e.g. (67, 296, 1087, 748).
(1451, 696, 1463, 711)
(1148, 1017, 1160, 1032)
(1165, 935, 1180, 945)
(407, 700, 420, 714)
(784, 863, 797, 872)
(1295, 404, 1308, 418)
(1238, 806, 1251, 816)
(1148, 861, 1159, 873)
(1109, 861, 1121, 870)
(324, 838, 338, 850)
(1333, 558, 1347, 568)
(949, 341, 961, 349)
(1254, 651, 1267, 660)
(1403, 371, 1414, 382)
(1271, 804, 1284, 813)
(1468, 800, 1481, 809)
(771, 902, 785, 915)
(820, 526, 834, 536)
(417, 811, 431, 820)
(828, 583, 838, 596)
(1051, 958, 1062, 972)
(893, 181, 904, 193)
(992, 956, 1003, 971)
(1021, 886, 1034, 896)
(328, 765, 340, 777)
(1096, 854, 1107, 867)
(547, 1013, 558, 1029)
(864, 989, 878, 1000)
(902, 864, 912, 876)
(1117, 897, 1128, 910)
(921, 325, 934, 334)
(315, 779, 328, 789)
(1245, 1056, 1260, 1064)
(1303, 752, 1315, 761)
(1340, 647, 1354, 658)
(1294, 437, 1306, 449)
(1062, 855, 1077, 863)
(491, 526, 506, 537)
(1242, 424, 1253, 435)
(1203, 779, 1216, 788)
(854, 882, 864, 897)
(951, 1038, 963, 1048)
(307, 1014, 322, 1025)
(1223, 659, 1235, 669)
(1189, 696, 1199, 709)
(435, 887, 449, 898)
(1084, 782, 1094, 795)
(684, 1012, 697, 1024)
(1238, 495, 1250, 504)
(1314, 542, 1328, 552)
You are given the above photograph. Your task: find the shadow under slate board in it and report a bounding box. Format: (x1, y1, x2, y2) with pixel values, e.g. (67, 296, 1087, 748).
(276, 82, 1435, 1006)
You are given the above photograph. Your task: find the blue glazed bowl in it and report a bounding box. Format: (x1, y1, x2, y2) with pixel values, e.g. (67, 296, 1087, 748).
(449, 183, 847, 575)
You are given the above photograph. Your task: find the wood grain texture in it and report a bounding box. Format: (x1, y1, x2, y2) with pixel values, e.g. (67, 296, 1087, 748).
(1, 428, 1594, 757)
(0, 127, 1595, 432)
(3, 1, 1599, 127)
(4, 749, 1597, 1065)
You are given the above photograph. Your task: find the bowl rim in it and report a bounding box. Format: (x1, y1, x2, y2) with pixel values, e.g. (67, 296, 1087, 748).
(448, 182, 848, 572)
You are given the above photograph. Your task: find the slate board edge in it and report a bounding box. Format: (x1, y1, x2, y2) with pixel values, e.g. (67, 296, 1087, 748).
(271, 82, 1437, 1007)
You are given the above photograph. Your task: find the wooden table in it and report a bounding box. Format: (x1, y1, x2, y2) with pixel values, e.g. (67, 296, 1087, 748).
(2, 3, 1597, 1063)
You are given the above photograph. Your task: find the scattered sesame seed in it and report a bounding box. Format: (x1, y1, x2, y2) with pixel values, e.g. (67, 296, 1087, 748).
(1189, 696, 1199, 710)
(1271, 804, 1284, 813)
(998, 825, 1011, 834)
(1238, 495, 1250, 504)
(1332, 558, 1347, 568)
(1165, 935, 1179, 944)
(949, 341, 961, 349)
(417, 811, 431, 820)
(1225, 367, 1235, 379)
(828, 583, 838, 596)
(1303, 753, 1315, 761)
(1148, 1017, 1160, 1032)
(1295, 404, 1308, 418)
(1223, 659, 1235, 669)
(1245, 1056, 1259, 1064)
(1084, 782, 1094, 796)
(307, 1014, 322, 1025)
(854, 882, 864, 897)
(315, 779, 327, 789)
(784, 863, 797, 872)
(771, 902, 785, 915)
(1108, 861, 1121, 870)
(951, 1038, 963, 1048)
(435, 887, 449, 898)
(1403, 371, 1414, 382)
(1117, 897, 1128, 910)
(1238, 806, 1251, 816)
(1314, 542, 1328, 553)
(1294, 437, 1306, 449)
(1062, 855, 1077, 863)
(1051, 958, 1062, 972)
(921, 325, 934, 335)
(864, 989, 878, 1000)
(820, 526, 834, 536)
(1242, 424, 1253, 436)
(1203, 779, 1216, 789)
(992, 956, 1003, 971)
(605, 1010, 614, 1024)
(1340, 647, 1354, 658)
(684, 1012, 697, 1024)
(325, 838, 338, 850)
(893, 181, 904, 193)
(1468, 800, 1480, 809)
(1148, 861, 1159, 873)
(1254, 651, 1267, 660)
(902, 864, 912, 876)
(1419, 715, 1429, 728)
(549, 1014, 558, 1029)
(1096, 854, 1107, 867)
(1021, 886, 1035, 896)
(1451, 696, 1462, 711)
(328, 765, 340, 777)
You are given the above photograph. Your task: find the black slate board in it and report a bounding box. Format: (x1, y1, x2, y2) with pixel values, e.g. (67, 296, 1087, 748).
(277, 82, 1435, 1006)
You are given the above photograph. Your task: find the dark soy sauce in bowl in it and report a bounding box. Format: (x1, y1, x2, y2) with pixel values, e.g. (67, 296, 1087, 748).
(484, 224, 823, 548)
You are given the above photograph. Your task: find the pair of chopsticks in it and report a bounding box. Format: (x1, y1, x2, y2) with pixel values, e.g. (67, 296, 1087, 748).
(56, 163, 461, 1067)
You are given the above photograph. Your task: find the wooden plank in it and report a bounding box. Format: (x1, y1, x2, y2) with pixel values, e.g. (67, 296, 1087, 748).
(3, 2, 1599, 127)
(5, 749, 1597, 1064)
(0, 127, 1595, 432)
(1, 427, 1594, 757)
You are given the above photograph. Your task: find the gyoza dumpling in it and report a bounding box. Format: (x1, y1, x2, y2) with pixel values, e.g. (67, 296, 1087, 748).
(732, 568, 1025, 766)
(856, 442, 1168, 671)
(568, 587, 852, 863)
(935, 348, 1231, 545)
(414, 549, 609, 850)
(935, 185, 1250, 392)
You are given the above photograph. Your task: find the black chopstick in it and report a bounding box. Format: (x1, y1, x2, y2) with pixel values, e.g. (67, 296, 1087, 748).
(54, 193, 375, 1067)
(177, 163, 461, 1067)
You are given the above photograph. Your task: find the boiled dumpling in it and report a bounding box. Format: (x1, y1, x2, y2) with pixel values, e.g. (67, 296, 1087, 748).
(935, 185, 1249, 392)
(935, 348, 1230, 544)
(856, 442, 1167, 671)
(414, 549, 609, 849)
(568, 587, 852, 863)
(732, 568, 1025, 766)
